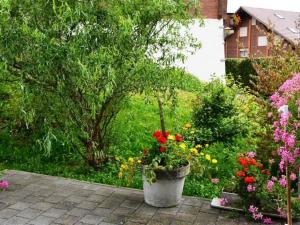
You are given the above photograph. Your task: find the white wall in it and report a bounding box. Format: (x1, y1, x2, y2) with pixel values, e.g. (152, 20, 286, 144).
(180, 19, 225, 82)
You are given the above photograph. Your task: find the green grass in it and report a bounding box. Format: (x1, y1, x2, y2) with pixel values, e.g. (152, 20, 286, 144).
(0, 87, 222, 199)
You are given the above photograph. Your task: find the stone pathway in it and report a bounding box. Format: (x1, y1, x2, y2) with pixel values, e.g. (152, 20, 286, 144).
(0, 170, 290, 225)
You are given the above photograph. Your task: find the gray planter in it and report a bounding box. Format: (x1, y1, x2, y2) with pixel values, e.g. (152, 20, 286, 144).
(143, 163, 190, 208)
(211, 192, 300, 220)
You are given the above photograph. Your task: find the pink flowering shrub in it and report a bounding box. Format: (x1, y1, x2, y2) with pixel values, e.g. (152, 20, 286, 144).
(232, 74, 300, 222)
(269, 73, 300, 218)
(270, 73, 300, 178)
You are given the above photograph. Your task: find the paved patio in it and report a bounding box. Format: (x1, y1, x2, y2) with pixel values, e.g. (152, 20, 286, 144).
(0, 170, 290, 225)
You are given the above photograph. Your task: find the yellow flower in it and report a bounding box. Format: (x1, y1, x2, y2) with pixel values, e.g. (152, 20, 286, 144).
(184, 123, 192, 129)
(212, 159, 218, 164)
(118, 172, 123, 178)
(205, 144, 209, 147)
(168, 135, 175, 140)
(128, 157, 134, 164)
(137, 160, 142, 164)
(205, 154, 211, 161)
(200, 152, 205, 156)
(121, 164, 129, 170)
(190, 130, 195, 134)
(176, 152, 182, 157)
(186, 155, 191, 161)
(115, 156, 120, 161)
(195, 144, 202, 149)
(179, 143, 186, 149)
(190, 148, 198, 155)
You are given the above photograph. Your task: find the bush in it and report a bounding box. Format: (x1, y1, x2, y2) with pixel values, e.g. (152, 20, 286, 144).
(225, 58, 257, 88)
(191, 80, 247, 145)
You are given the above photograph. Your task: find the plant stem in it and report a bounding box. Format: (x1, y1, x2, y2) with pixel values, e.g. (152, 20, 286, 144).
(286, 166, 292, 225)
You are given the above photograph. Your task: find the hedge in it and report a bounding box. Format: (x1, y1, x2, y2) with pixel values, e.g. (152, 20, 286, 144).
(225, 58, 257, 88)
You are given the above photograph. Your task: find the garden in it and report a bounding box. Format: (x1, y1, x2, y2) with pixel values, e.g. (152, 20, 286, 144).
(1, 1, 300, 224)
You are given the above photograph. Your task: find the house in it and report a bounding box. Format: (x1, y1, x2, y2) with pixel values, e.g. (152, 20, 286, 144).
(178, 0, 227, 81)
(225, 7, 300, 58)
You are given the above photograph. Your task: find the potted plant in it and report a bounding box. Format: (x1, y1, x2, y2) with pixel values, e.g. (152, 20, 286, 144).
(118, 130, 217, 207)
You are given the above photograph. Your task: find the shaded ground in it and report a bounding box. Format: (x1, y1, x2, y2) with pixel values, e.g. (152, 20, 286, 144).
(0, 170, 290, 225)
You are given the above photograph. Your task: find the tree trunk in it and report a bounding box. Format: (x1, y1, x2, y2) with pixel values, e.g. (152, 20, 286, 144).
(157, 97, 166, 136)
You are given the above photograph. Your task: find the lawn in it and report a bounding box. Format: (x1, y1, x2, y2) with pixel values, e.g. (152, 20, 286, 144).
(0, 89, 222, 198)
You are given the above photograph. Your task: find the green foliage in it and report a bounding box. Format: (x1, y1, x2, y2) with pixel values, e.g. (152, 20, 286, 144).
(0, 0, 201, 167)
(191, 80, 248, 145)
(225, 58, 257, 88)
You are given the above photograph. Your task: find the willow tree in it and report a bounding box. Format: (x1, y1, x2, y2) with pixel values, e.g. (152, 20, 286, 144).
(0, 0, 200, 167)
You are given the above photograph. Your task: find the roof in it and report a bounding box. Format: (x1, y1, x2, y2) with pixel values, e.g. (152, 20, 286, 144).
(237, 6, 300, 44)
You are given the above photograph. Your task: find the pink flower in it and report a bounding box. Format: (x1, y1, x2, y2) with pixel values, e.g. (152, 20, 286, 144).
(277, 208, 287, 218)
(211, 178, 219, 184)
(298, 195, 300, 201)
(271, 176, 277, 181)
(0, 180, 9, 189)
(279, 176, 287, 188)
(266, 180, 274, 192)
(279, 111, 291, 127)
(263, 217, 272, 224)
(248, 205, 258, 214)
(247, 151, 256, 158)
(286, 134, 296, 148)
(253, 212, 263, 220)
(220, 198, 228, 206)
(274, 128, 281, 142)
(247, 184, 256, 192)
(290, 173, 297, 181)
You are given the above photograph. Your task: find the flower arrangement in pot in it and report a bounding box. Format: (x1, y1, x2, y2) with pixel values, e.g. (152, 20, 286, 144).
(118, 130, 217, 207)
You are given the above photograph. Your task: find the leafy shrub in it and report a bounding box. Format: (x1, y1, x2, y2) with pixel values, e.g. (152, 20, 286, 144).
(251, 32, 300, 98)
(226, 58, 257, 88)
(191, 80, 247, 145)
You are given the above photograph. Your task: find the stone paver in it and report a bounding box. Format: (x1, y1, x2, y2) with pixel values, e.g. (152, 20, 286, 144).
(0, 170, 288, 225)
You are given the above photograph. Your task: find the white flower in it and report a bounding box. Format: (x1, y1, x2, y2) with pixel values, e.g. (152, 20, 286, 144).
(278, 105, 289, 114)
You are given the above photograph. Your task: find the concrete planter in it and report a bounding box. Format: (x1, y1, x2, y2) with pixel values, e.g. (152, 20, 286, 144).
(143, 163, 190, 208)
(211, 192, 300, 221)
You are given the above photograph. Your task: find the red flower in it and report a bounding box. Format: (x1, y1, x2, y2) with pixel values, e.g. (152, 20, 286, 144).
(247, 158, 258, 166)
(159, 146, 166, 153)
(175, 134, 183, 142)
(243, 167, 248, 172)
(236, 171, 245, 177)
(244, 176, 255, 184)
(261, 170, 270, 175)
(257, 163, 263, 169)
(152, 130, 162, 139)
(163, 131, 170, 137)
(238, 157, 248, 167)
(158, 136, 167, 144)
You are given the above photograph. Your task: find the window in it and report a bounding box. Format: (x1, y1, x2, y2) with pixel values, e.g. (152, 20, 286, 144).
(258, 36, 267, 46)
(240, 48, 249, 57)
(239, 27, 248, 37)
(251, 18, 256, 25)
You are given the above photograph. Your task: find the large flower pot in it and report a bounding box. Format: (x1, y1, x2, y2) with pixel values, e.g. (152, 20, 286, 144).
(143, 163, 190, 207)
